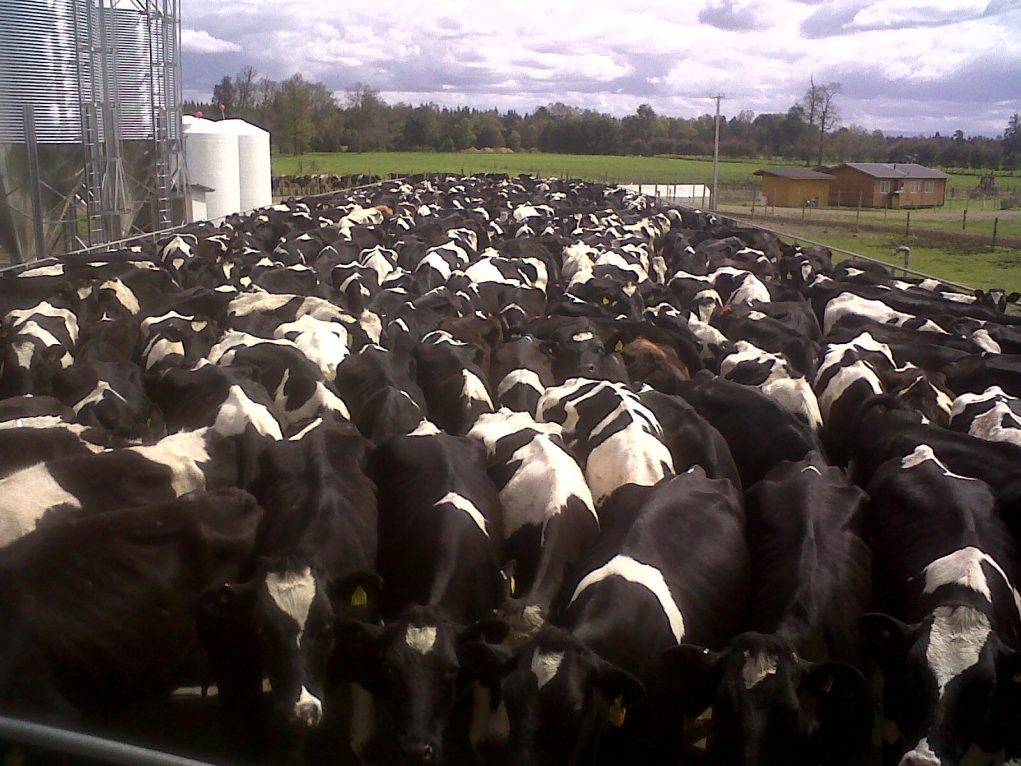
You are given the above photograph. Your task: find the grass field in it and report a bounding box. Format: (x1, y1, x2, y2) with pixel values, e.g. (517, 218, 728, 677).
(273, 151, 1021, 291)
(742, 220, 1021, 294)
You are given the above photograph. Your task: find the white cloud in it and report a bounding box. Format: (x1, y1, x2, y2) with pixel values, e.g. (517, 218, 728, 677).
(181, 29, 242, 54)
(176, 0, 1021, 135)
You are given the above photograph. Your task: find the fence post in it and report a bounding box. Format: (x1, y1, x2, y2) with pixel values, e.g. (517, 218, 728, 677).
(751, 193, 756, 217)
(802, 202, 807, 222)
(856, 193, 862, 230)
(993, 217, 998, 248)
(906, 211, 911, 236)
(963, 209, 968, 230)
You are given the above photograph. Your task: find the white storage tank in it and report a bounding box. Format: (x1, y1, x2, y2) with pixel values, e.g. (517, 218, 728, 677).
(183, 116, 240, 222)
(221, 118, 272, 212)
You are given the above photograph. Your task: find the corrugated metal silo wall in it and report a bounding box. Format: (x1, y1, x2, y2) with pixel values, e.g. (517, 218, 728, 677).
(0, 0, 180, 263)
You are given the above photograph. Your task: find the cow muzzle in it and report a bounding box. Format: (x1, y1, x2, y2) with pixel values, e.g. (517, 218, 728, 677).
(292, 686, 323, 728)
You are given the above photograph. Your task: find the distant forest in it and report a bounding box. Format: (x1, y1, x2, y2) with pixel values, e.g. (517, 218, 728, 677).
(185, 67, 1021, 171)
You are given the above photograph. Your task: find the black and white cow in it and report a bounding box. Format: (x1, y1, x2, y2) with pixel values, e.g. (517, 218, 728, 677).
(666, 454, 871, 765)
(0, 489, 263, 722)
(537, 378, 675, 505)
(199, 418, 379, 754)
(467, 409, 599, 642)
(0, 428, 255, 547)
(330, 432, 505, 764)
(860, 446, 1021, 766)
(413, 331, 495, 436)
(949, 386, 1021, 447)
(488, 336, 556, 416)
(466, 467, 749, 765)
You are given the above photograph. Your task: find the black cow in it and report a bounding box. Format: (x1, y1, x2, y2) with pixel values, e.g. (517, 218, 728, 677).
(665, 454, 871, 765)
(674, 372, 820, 487)
(0, 489, 262, 722)
(413, 332, 495, 436)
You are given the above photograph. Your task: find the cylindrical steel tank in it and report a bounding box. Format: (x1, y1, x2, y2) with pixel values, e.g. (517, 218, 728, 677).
(221, 119, 272, 212)
(183, 117, 241, 222)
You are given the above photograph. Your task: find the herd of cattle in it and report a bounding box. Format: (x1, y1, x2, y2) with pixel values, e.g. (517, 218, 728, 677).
(1, 174, 1020, 766)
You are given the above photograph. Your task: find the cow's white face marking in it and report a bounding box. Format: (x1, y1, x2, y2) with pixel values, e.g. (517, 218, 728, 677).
(265, 567, 317, 646)
(742, 650, 779, 689)
(571, 332, 594, 342)
(405, 625, 437, 655)
(531, 650, 565, 689)
(925, 605, 990, 697)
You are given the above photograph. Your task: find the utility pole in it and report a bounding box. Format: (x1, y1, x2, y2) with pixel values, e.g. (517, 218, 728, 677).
(710, 94, 725, 211)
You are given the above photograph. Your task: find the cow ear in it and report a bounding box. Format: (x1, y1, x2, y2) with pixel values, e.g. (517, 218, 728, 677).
(539, 340, 558, 357)
(596, 659, 645, 709)
(329, 571, 384, 614)
(662, 644, 723, 716)
(459, 641, 515, 684)
(858, 613, 916, 667)
(1007, 292, 1021, 303)
(198, 580, 258, 619)
(974, 289, 987, 301)
(802, 660, 864, 699)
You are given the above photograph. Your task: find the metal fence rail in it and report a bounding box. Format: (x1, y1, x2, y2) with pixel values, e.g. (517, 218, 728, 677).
(0, 715, 217, 766)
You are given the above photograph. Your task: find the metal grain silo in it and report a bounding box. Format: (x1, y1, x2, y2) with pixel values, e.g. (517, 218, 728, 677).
(0, 0, 185, 264)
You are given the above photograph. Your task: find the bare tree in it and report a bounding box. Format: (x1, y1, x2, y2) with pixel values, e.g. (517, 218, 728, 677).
(801, 78, 841, 165)
(234, 66, 259, 115)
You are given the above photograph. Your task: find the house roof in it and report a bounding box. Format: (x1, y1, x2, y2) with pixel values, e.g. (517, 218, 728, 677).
(829, 163, 949, 180)
(754, 168, 834, 180)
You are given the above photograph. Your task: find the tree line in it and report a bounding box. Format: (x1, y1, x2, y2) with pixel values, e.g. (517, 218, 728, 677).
(184, 67, 1021, 171)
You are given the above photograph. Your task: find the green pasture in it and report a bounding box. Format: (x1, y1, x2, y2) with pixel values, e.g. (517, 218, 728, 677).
(752, 223, 1021, 294)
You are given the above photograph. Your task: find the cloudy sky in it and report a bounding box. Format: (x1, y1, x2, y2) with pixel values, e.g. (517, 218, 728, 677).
(180, 0, 1021, 137)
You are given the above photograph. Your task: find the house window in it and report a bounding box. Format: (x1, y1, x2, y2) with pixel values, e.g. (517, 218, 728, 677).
(880, 180, 891, 193)
(924, 181, 934, 193)
(909, 181, 920, 193)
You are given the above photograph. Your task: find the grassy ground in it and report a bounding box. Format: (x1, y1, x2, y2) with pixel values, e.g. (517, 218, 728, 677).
(736, 218, 1021, 293)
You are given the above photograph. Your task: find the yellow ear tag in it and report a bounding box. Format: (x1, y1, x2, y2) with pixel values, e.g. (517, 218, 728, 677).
(821, 675, 834, 693)
(608, 696, 626, 727)
(614, 340, 624, 352)
(509, 576, 517, 597)
(350, 586, 368, 608)
(601, 296, 610, 305)
(1014, 671, 1021, 683)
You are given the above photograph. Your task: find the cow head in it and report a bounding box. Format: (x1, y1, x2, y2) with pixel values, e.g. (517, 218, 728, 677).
(460, 624, 644, 766)
(331, 605, 508, 764)
(860, 606, 1020, 766)
(974, 289, 1021, 313)
(200, 567, 382, 729)
(663, 632, 865, 765)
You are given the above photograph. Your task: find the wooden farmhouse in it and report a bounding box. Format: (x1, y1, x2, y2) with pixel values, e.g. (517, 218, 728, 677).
(824, 163, 949, 208)
(754, 168, 834, 207)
